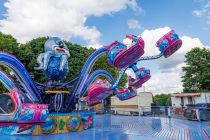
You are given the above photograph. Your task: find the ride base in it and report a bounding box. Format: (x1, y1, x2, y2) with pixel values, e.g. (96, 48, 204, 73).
(0, 111, 95, 135)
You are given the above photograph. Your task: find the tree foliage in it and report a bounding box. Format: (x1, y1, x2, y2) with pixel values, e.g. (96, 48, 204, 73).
(0, 32, 127, 94)
(0, 32, 19, 93)
(153, 94, 171, 106)
(0, 32, 19, 54)
(182, 47, 210, 93)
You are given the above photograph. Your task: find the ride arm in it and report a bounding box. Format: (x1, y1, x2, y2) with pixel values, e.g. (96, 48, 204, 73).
(112, 53, 163, 88)
(0, 52, 43, 103)
(66, 47, 108, 108)
(135, 53, 163, 62)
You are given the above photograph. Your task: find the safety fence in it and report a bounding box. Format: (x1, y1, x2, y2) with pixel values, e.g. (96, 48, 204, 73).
(94, 106, 210, 121)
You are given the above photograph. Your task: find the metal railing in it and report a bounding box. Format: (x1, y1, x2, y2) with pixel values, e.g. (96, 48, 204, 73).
(78, 104, 210, 121)
(94, 105, 210, 121)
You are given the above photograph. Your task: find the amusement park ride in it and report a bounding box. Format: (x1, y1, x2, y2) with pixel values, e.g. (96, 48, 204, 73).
(0, 30, 182, 135)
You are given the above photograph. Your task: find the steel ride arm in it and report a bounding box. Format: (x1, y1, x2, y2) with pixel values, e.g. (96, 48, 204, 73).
(66, 47, 108, 108)
(0, 52, 43, 103)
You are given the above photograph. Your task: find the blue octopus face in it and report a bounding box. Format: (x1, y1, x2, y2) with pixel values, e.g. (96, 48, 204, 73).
(44, 37, 69, 56)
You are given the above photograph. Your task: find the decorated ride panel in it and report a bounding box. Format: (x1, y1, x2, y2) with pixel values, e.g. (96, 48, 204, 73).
(0, 111, 95, 135)
(156, 30, 182, 58)
(18, 103, 48, 123)
(34, 111, 95, 135)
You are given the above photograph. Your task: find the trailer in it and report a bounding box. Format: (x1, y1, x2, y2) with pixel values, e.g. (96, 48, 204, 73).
(111, 92, 153, 115)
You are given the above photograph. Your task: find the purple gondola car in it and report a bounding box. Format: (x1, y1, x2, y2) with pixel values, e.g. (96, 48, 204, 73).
(115, 86, 137, 101)
(107, 34, 145, 69)
(128, 67, 151, 89)
(0, 89, 48, 127)
(156, 30, 182, 58)
(87, 79, 113, 105)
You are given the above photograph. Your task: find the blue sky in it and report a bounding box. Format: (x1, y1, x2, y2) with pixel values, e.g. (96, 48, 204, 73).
(84, 0, 210, 46)
(0, 0, 209, 93)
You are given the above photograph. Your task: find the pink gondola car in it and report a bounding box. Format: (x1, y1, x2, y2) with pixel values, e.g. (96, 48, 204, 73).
(115, 86, 137, 101)
(107, 34, 145, 69)
(87, 79, 113, 102)
(156, 30, 182, 58)
(0, 89, 48, 126)
(128, 67, 151, 89)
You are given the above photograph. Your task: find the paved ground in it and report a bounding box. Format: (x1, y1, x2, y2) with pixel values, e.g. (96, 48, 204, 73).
(1, 114, 210, 140)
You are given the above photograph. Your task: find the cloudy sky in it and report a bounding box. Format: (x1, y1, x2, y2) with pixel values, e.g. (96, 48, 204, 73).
(0, 0, 209, 94)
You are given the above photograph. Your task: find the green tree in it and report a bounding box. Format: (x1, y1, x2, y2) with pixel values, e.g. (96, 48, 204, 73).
(0, 32, 19, 54)
(18, 37, 47, 83)
(182, 47, 210, 93)
(0, 32, 19, 93)
(153, 94, 171, 106)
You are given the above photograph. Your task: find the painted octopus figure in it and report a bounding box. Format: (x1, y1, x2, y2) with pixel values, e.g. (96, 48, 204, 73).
(35, 37, 70, 80)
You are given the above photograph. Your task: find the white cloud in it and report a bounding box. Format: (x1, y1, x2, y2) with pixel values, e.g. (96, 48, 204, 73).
(126, 27, 209, 94)
(127, 19, 141, 29)
(193, 10, 205, 17)
(138, 69, 183, 94)
(85, 44, 103, 49)
(0, 0, 141, 44)
(127, 0, 144, 15)
(193, 1, 210, 23)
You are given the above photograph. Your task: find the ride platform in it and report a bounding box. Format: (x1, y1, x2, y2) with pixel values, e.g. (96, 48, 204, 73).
(0, 111, 95, 135)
